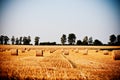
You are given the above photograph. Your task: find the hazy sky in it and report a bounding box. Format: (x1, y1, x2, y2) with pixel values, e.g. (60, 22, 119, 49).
(0, 0, 120, 44)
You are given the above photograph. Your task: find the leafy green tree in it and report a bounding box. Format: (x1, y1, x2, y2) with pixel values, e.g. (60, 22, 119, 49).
(76, 40, 82, 45)
(23, 36, 28, 45)
(11, 36, 15, 45)
(68, 33, 76, 45)
(88, 37, 93, 45)
(117, 35, 120, 42)
(35, 36, 40, 45)
(116, 34, 120, 45)
(16, 37, 19, 45)
(28, 36, 31, 45)
(4, 36, 9, 44)
(82, 36, 88, 45)
(19, 37, 22, 45)
(93, 39, 103, 45)
(61, 34, 66, 45)
(0, 35, 4, 44)
(109, 34, 116, 45)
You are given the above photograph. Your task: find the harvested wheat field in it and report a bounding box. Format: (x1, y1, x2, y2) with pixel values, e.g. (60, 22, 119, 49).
(0, 45, 120, 80)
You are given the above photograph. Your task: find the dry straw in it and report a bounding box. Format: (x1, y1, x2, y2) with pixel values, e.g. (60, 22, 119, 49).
(96, 49, 99, 52)
(0, 48, 3, 52)
(83, 49, 88, 55)
(11, 49, 18, 55)
(21, 48, 26, 53)
(113, 50, 120, 60)
(27, 48, 31, 51)
(74, 49, 79, 53)
(36, 50, 43, 56)
(50, 49, 55, 53)
(63, 50, 69, 55)
(103, 50, 109, 55)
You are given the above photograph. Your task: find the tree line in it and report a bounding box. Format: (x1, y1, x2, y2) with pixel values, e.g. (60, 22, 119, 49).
(61, 33, 120, 46)
(0, 34, 120, 45)
(0, 35, 40, 45)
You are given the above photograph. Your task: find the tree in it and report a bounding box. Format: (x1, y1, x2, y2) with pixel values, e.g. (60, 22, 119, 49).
(40, 42, 56, 45)
(93, 39, 103, 45)
(61, 34, 66, 45)
(82, 36, 88, 45)
(35, 36, 40, 45)
(16, 37, 19, 45)
(68, 33, 76, 45)
(76, 40, 82, 45)
(0, 35, 4, 44)
(27, 36, 31, 45)
(4, 36, 9, 44)
(116, 34, 120, 45)
(109, 34, 116, 45)
(19, 37, 22, 45)
(11, 36, 15, 45)
(23, 36, 28, 45)
(88, 37, 93, 45)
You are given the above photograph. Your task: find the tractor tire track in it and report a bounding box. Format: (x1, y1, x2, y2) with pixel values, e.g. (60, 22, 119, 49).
(61, 54, 77, 68)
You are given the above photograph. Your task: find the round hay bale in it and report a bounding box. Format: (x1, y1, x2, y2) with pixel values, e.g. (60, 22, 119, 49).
(63, 50, 69, 55)
(50, 49, 55, 53)
(5, 48, 10, 51)
(83, 49, 88, 55)
(113, 50, 120, 60)
(96, 49, 99, 52)
(21, 48, 26, 53)
(36, 50, 43, 56)
(60, 49, 64, 54)
(27, 48, 31, 51)
(11, 49, 18, 55)
(103, 50, 109, 55)
(74, 49, 79, 53)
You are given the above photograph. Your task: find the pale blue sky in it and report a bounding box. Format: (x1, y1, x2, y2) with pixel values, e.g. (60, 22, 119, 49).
(0, 0, 120, 44)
